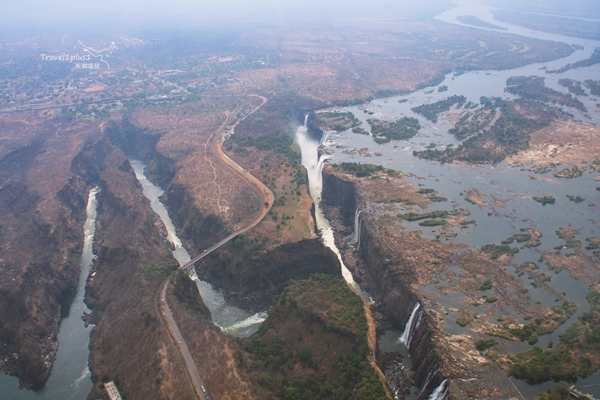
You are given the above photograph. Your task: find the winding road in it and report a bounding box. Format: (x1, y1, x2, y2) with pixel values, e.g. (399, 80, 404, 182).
(158, 94, 273, 400)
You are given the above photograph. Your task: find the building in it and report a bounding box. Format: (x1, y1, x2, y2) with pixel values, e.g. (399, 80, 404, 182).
(105, 381, 123, 400)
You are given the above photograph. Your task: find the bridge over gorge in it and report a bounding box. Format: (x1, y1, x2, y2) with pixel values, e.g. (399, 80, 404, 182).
(159, 94, 273, 400)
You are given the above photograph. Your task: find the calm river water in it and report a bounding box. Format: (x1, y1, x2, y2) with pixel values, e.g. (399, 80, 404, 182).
(0, 188, 98, 400)
(129, 160, 267, 338)
(320, 1, 600, 398)
(2, 1, 599, 398)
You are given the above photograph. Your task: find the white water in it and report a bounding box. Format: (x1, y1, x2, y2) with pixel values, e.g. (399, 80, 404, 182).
(399, 302, 421, 349)
(295, 121, 370, 302)
(354, 209, 362, 245)
(428, 379, 448, 400)
(130, 160, 265, 337)
(0, 187, 99, 400)
(420, 368, 441, 398)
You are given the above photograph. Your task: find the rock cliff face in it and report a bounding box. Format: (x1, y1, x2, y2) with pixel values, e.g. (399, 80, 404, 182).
(84, 148, 192, 400)
(196, 238, 343, 311)
(322, 169, 357, 215)
(321, 169, 447, 399)
(161, 181, 228, 254)
(0, 119, 110, 389)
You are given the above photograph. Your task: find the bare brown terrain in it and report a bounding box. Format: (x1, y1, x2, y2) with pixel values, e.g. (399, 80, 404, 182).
(320, 164, 597, 398)
(166, 271, 256, 400)
(0, 9, 586, 398)
(227, 21, 571, 104)
(84, 147, 194, 400)
(131, 97, 265, 236)
(507, 119, 600, 167)
(0, 114, 102, 388)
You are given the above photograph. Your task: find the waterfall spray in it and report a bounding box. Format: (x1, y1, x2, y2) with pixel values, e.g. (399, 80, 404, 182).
(399, 303, 421, 348)
(354, 209, 362, 245)
(419, 367, 440, 398)
(296, 120, 370, 302)
(428, 379, 448, 400)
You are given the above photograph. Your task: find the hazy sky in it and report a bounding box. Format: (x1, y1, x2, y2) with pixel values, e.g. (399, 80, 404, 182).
(0, 0, 452, 34)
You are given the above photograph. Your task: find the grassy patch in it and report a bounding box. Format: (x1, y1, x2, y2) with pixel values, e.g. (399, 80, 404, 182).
(337, 162, 384, 178)
(509, 293, 600, 382)
(411, 95, 466, 123)
(476, 338, 499, 351)
(533, 195, 556, 205)
(142, 262, 178, 280)
(368, 117, 421, 143)
(419, 219, 447, 227)
(481, 244, 518, 259)
(241, 274, 387, 400)
(397, 210, 449, 221)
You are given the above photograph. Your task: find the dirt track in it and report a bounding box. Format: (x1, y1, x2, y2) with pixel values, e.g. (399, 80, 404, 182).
(159, 94, 272, 400)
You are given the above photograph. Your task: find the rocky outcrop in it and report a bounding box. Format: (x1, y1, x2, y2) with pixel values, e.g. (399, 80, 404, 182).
(321, 168, 448, 399)
(306, 111, 324, 140)
(196, 238, 343, 312)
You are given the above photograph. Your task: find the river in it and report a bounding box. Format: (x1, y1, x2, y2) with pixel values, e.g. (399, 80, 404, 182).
(0, 188, 99, 400)
(129, 160, 267, 338)
(2, 1, 599, 398)
(317, 1, 600, 398)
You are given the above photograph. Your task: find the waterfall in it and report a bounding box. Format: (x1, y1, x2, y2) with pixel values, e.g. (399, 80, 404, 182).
(304, 114, 308, 127)
(419, 367, 440, 397)
(407, 308, 423, 349)
(399, 302, 421, 348)
(428, 379, 448, 400)
(312, 153, 330, 200)
(354, 209, 362, 245)
(296, 121, 371, 302)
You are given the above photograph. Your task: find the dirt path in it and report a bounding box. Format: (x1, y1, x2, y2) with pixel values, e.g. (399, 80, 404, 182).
(203, 105, 241, 214)
(159, 94, 271, 400)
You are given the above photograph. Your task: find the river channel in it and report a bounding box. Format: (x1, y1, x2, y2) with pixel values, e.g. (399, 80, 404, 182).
(2, 1, 599, 398)
(0, 188, 99, 400)
(129, 160, 267, 338)
(315, 1, 600, 398)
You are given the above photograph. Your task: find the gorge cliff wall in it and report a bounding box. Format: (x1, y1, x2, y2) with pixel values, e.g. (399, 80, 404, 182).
(0, 129, 113, 389)
(196, 238, 343, 312)
(321, 168, 448, 399)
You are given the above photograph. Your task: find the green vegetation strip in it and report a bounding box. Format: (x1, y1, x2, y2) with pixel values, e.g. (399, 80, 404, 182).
(547, 48, 600, 74)
(456, 15, 507, 31)
(481, 244, 519, 259)
(509, 292, 600, 383)
(476, 338, 499, 351)
(414, 93, 565, 164)
(368, 117, 421, 143)
(505, 76, 586, 112)
(336, 162, 385, 178)
(411, 95, 466, 123)
(397, 210, 449, 221)
(533, 195, 556, 205)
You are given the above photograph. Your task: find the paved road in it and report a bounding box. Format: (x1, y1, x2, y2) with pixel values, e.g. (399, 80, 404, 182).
(181, 95, 273, 270)
(160, 281, 208, 400)
(159, 94, 272, 400)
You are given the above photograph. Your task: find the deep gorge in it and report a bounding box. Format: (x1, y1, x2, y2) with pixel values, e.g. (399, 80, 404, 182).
(321, 168, 448, 399)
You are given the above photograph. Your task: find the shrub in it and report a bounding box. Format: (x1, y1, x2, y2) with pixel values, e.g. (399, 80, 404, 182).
(475, 338, 498, 351)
